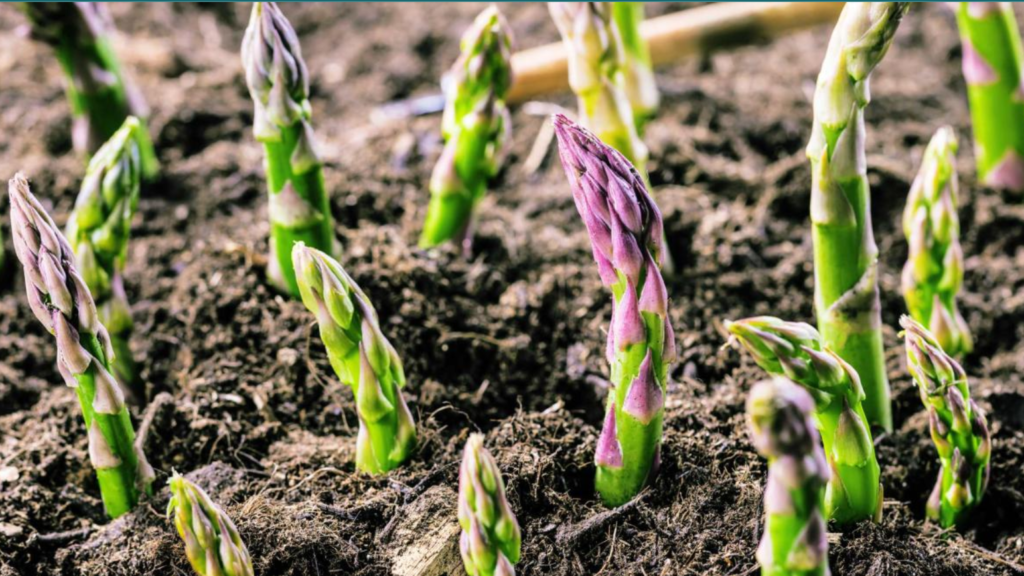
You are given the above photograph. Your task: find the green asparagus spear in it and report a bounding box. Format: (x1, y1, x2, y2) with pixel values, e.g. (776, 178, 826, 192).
(458, 434, 521, 576)
(611, 2, 659, 132)
(9, 173, 153, 518)
(168, 473, 254, 576)
(420, 7, 514, 254)
(900, 316, 990, 529)
(902, 126, 972, 357)
(748, 377, 830, 576)
(66, 116, 143, 397)
(242, 2, 335, 298)
(726, 317, 881, 525)
(292, 243, 416, 474)
(956, 2, 1024, 192)
(807, 2, 909, 432)
(19, 2, 158, 177)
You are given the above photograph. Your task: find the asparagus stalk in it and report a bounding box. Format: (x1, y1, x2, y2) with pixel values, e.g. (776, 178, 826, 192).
(553, 114, 672, 507)
(956, 2, 1024, 192)
(726, 317, 881, 525)
(903, 126, 972, 357)
(242, 2, 335, 298)
(747, 377, 830, 576)
(807, 2, 909, 432)
(420, 7, 514, 254)
(458, 434, 521, 576)
(19, 2, 157, 177)
(167, 473, 254, 576)
(66, 116, 143, 397)
(900, 316, 990, 529)
(611, 2, 659, 132)
(8, 173, 153, 518)
(292, 243, 416, 474)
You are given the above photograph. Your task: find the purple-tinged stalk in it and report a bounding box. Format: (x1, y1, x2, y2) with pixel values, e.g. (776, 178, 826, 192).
(457, 434, 521, 576)
(553, 114, 673, 507)
(168, 473, 254, 576)
(9, 173, 153, 518)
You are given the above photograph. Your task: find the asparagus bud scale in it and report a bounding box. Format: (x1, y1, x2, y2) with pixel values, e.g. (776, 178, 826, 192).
(458, 434, 521, 576)
(168, 473, 254, 576)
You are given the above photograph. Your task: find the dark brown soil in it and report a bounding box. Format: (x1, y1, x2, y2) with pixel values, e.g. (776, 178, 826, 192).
(2, 3, 1024, 576)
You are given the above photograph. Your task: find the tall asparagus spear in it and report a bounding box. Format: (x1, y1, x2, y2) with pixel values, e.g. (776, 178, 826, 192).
(553, 114, 672, 507)
(242, 2, 335, 298)
(420, 7, 514, 254)
(458, 434, 521, 576)
(726, 317, 881, 525)
(956, 2, 1024, 192)
(747, 378, 830, 576)
(168, 473, 254, 576)
(66, 116, 143, 397)
(900, 316, 990, 529)
(611, 2, 659, 132)
(19, 2, 157, 177)
(8, 173, 153, 518)
(808, 2, 909, 432)
(292, 243, 416, 474)
(903, 126, 972, 357)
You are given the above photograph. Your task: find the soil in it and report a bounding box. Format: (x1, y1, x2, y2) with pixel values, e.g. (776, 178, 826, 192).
(1, 3, 1023, 576)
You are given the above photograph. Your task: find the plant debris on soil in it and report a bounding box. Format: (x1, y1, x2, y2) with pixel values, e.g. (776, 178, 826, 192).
(2, 3, 1024, 576)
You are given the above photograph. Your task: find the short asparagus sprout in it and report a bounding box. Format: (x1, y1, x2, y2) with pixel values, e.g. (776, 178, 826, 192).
(8, 173, 153, 518)
(747, 378, 830, 576)
(66, 116, 143, 396)
(553, 114, 672, 507)
(242, 2, 335, 298)
(292, 243, 416, 474)
(611, 2, 659, 131)
(458, 434, 521, 576)
(807, 2, 909, 432)
(549, 2, 649, 168)
(168, 473, 254, 576)
(903, 126, 972, 357)
(955, 2, 1024, 192)
(900, 316, 990, 529)
(19, 2, 157, 177)
(420, 6, 514, 254)
(726, 317, 881, 525)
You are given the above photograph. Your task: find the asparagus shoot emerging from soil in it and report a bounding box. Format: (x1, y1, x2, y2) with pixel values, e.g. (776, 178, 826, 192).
(420, 6, 514, 254)
(168, 473, 254, 576)
(725, 316, 881, 525)
(66, 116, 143, 397)
(747, 377, 830, 576)
(553, 114, 672, 507)
(243, 2, 335, 298)
(549, 2, 649, 168)
(19, 2, 157, 177)
(611, 2, 659, 132)
(8, 173, 153, 518)
(902, 126, 972, 357)
(807, 2, 909, 433)
(900, 316, 990, 529)
(292, 243, 416, 474)
(956, 2, 1024, 192)
(458, 434, 521, 576)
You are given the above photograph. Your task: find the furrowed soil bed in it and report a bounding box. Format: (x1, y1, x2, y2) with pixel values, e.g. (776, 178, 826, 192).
(1, 3, 1024, 576)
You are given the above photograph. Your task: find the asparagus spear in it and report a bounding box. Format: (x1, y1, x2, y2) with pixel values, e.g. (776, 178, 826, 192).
(19, 2, 158, 177)
(168, 473, 254, 576)
(458, 434, 521, 576)
(66, 116, 143, 397)
(747, 377, 830, 576)
(292, 243, 416, 474)
(420, 7, 514, 254)
(900, 316, 990, 529)
(8, 173, 153, 518)
(903, 126, 972, 357)
(553, 114, 672, 507)
(242, 2, 335, 298)
(611, 2, 659, 132)
(726, 317, 881, 525)
(807, 2, 909, 432)
(955, 2, 1024, 192)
